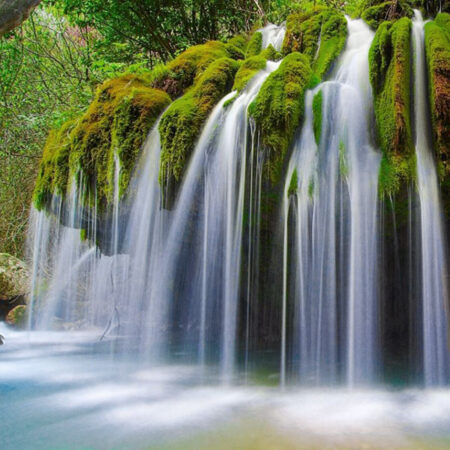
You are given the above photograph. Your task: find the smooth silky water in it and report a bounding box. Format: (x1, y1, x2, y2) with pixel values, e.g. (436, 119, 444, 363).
(1, 17, 450, 450)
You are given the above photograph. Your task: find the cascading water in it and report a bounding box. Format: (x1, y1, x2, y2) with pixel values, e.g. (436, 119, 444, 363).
(258, 23, 286, 51)
(412, 10, 449, 386)
(282, 18, 380, 386)
(28, 42, 281, 381)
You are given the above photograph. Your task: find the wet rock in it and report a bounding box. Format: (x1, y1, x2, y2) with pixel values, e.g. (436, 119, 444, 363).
(0, 253, 30, 321)
(6, 305, 27, 327)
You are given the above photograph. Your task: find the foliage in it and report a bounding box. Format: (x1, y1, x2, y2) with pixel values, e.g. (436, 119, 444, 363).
(44, 0, 268, 65)
(361, 1, 413, 29)
(0, 8, 106, 256)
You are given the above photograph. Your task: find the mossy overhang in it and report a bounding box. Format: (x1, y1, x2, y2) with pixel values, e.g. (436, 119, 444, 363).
(33, 74, 171, 211)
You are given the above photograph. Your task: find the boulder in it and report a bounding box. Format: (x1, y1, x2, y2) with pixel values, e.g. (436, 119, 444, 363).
(0, 253, 29, 321)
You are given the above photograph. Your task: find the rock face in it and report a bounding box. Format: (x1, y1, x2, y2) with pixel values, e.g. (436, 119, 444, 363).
(0, 253, 29, 322)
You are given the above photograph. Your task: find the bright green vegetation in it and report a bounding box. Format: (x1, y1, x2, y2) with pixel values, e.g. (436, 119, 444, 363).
(424, 13, 450, 215)
(260, 44, 283, 61)
(152, 41, 242, 98)
(288, 169, 298, 196)
(159, 58, 239, 192)
(313, 10, 348, 79)
(232, 56, 267, 92)
(282, 8, 347, 80)
(369, 17, 415, 197)
(361, 1, 413, 29)
(246, 32, 263, 57)
(312, 90, 323, 145)
(250, 52, 313, 185)
(33, 74, 171, 210)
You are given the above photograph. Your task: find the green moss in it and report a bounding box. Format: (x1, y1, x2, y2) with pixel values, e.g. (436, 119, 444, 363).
(339, 140, 348, 177)
(424, 13, 450, 215)
(250, 52, 313, 185)
(282, 11, 322, 58)
(34, 74, 171, 211)
(288, 169, 298, 196)
(313, 10, 347, 79)
(282, 9, 347, 80)
(225, 43, 246, 60)
(260, 44, 282, 61)
(312, 90, 323, 145)
(232, 56, 267, 92)
(369, 18, 414, 197)
(378, 153, 416, 196)
(362, 1, 413, 29)
(246, 32, 263, 58)
(33, 119, 78, 210)
(159, 57, 239, 194)
(152, 40, 241, 98)
(227, 33, 249, 51)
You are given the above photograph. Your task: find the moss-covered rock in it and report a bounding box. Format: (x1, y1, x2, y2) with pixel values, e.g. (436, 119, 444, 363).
(227, 33, 249, 51)
(424, 13, 450, 215)
(153, 41, 243, 98)
(159, 57, 239, 199)
(33, 119, 77, 211)
(282, 9, 347, 79)
(250, 52, 313, 185)
(362, 1, 413, 29)
(232, 56, 267, 92)
(246, 31, 263, 58)
(313, 10, 348, 79)
(0, 253, 29, 300)
(369, 17, 415, 196)
(312, 90, 323, 145)
(34, 74, 171, 211)
(282, 11, 322, 58)
(6, 305, 27, 327)
(260, 44, 283, 61)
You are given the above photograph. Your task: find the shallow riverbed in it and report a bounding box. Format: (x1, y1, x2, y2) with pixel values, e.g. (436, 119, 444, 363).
(1, 324, 449, 450)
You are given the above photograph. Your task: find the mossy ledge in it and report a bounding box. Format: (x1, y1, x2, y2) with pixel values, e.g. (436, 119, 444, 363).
(159, 57, 239, 203)
(246, 31, 263, 58)
(33, 74, 171, 211)
(369, 17, 415, 197)
(282, 8, 347, 80)
(424, 13, 450, 216)
(249, 52, 313, 185)
(152, 40, 243, 99)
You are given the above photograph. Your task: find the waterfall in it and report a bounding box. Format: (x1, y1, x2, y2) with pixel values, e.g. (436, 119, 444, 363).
(258, 23, 286, 51)
(412, 10, 449, 386)
(282, 18, 380, 386)
(26, 14, 449, 389)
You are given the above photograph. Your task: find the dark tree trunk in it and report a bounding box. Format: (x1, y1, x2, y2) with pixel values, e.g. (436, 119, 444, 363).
(0, 0, 41, 36)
